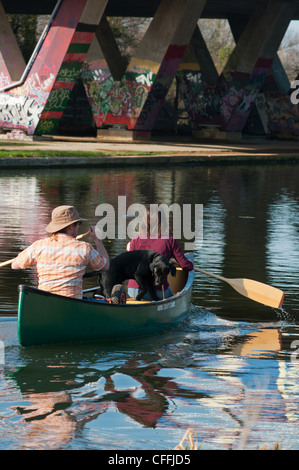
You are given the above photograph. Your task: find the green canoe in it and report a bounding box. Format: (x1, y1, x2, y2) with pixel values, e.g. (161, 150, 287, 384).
(17, 254, 194, 347)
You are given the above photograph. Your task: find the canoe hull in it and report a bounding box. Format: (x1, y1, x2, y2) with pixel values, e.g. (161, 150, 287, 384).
(17, 257, 194, 347)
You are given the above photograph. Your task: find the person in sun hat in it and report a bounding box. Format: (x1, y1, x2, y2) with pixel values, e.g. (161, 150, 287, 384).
(12, 205, 110, 299)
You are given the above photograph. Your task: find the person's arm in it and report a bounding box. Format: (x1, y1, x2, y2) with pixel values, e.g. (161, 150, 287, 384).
(171, 238, 194, 271)
(11, 245, 35, 270)
(89, 225, 110, 271)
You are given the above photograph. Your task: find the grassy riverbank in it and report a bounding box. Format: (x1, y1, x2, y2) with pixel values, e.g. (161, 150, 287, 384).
(0, 143, 170, 159)
(0, 138, 298, 166)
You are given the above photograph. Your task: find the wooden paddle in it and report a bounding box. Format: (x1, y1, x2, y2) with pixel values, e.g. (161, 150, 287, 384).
(194, 267, 284, 309)
(0, 258, 14, 268)
(0, 230, 91, 268)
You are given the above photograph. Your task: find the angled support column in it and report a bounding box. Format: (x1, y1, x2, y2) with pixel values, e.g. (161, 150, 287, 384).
(0, 0, 89, 134)
(135, 0, 207, 130)
(229, 8, 298, 137)
(229, 14, 290, 135)
(229, 14, 290, 95)
(261, 71, 299, 137)
(93, 15, 127, 81)
(80, 14, 128, 127)
(176, 24, 219, 130)
(184, 1, 295, 133)
(82, 0, 207, 132)
(0, 0, 107, 135)
(222, 1, 295, 132)
(0, 1, 25, 86)
(35, 0, 108, 135)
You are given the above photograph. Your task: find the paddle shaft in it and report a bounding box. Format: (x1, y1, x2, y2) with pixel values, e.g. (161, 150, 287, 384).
(194, 267, 227, 282)
(0, 259, 13, 268)
(76, 230, 90, 240)
(194, 267, 284, 309)
(0, 230, 91, 268)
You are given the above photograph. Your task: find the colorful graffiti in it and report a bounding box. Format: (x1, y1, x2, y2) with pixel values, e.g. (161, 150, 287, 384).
(0, 0, 298, 137)
(0, 64, 57, 133)
(82, 44, 188, 130)
(83, 64, 158, 129)
(82, 63, 153, 129)
(257, 92, 299, 136)
(225, 58, 273, 131)
(35, 25, 98, 135)
(136, 45, 188, 130)
(178, 57, 278, 133)
(0, 94, 41, 131)
(0, 0, 91, 135)
(0, 67, 56, 133)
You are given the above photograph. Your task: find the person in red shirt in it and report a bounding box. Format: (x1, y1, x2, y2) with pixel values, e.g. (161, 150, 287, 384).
(127, 206, 193, 300)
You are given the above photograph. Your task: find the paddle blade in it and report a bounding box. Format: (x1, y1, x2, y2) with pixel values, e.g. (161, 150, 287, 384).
(228, 278, 284, 308)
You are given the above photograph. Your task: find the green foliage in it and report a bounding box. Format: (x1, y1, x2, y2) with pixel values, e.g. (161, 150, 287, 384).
(107, 16, 150, 61)
(217, 45, 234, 70)
(8, 14, 37, 63)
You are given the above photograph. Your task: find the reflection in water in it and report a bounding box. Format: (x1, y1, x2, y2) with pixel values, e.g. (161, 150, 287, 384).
(267, 192, 299, 305)
(0, 164, 299, 449)
(1, 322, 299, 450)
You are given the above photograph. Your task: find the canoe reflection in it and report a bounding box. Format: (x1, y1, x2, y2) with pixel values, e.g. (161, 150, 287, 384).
(4, 353, 206, 448)
(231, 328, 282, 357)
(4, 327, 298, 450)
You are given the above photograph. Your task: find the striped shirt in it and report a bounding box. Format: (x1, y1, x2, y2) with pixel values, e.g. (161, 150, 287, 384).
(15, 233, 107, 298)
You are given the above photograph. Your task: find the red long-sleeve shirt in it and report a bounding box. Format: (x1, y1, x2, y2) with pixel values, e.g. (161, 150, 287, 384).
(127, 236, 193, 291)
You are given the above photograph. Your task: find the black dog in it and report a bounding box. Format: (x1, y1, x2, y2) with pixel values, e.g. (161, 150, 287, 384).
(99, 250, 176, 301)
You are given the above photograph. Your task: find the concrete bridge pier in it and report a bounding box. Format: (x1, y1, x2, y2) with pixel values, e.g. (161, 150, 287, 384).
(180, 1, 295, 140)
(0, 0, 298, 140)
(0, 2, 25, 87)
(223, 1, 295, 133)
(36, 0, 109, 136)
(176, 24, 220, 139)
(0, 0, 109, 135)
(229, 15, 291, 136)
(82, 0, 208, 140)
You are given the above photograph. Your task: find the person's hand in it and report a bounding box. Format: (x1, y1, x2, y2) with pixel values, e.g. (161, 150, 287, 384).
(89, 225, 110, 270)
(89, 225, 102, 241)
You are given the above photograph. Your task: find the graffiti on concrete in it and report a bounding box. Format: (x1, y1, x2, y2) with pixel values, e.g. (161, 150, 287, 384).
(0, 66, 56, 133)
(0, 0, 297, 138)
(225, 58, 273, 131)
(178, 69, 221, 126)
(177, 57, 279, 133)
(257, 92, 299, 135)
(0, 0, 92, 135)
(81, 44, 187, 130)
(0, 94, 41, 129)
(82, 62, 154, 128)
(0, 72, 11, 88)
(35, 33, 97, 135)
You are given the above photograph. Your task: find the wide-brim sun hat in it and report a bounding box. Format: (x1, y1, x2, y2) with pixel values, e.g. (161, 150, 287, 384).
(46, 205, 87, 233)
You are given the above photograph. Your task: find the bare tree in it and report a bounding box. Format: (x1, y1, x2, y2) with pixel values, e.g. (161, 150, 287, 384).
(8, 14, 37, 63)
(278, 27, 299, 81)
(107, 17, 151, 63)
(198, 19, 235, 73)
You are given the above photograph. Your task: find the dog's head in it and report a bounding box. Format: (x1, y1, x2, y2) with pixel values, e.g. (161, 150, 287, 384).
(150, 254, 176, 287)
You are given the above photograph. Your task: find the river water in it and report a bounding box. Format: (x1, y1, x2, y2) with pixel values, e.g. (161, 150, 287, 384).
(0, 162, 298, 450)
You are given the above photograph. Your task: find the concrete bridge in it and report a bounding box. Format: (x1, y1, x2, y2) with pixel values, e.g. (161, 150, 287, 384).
(0, 0, 299, 141)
